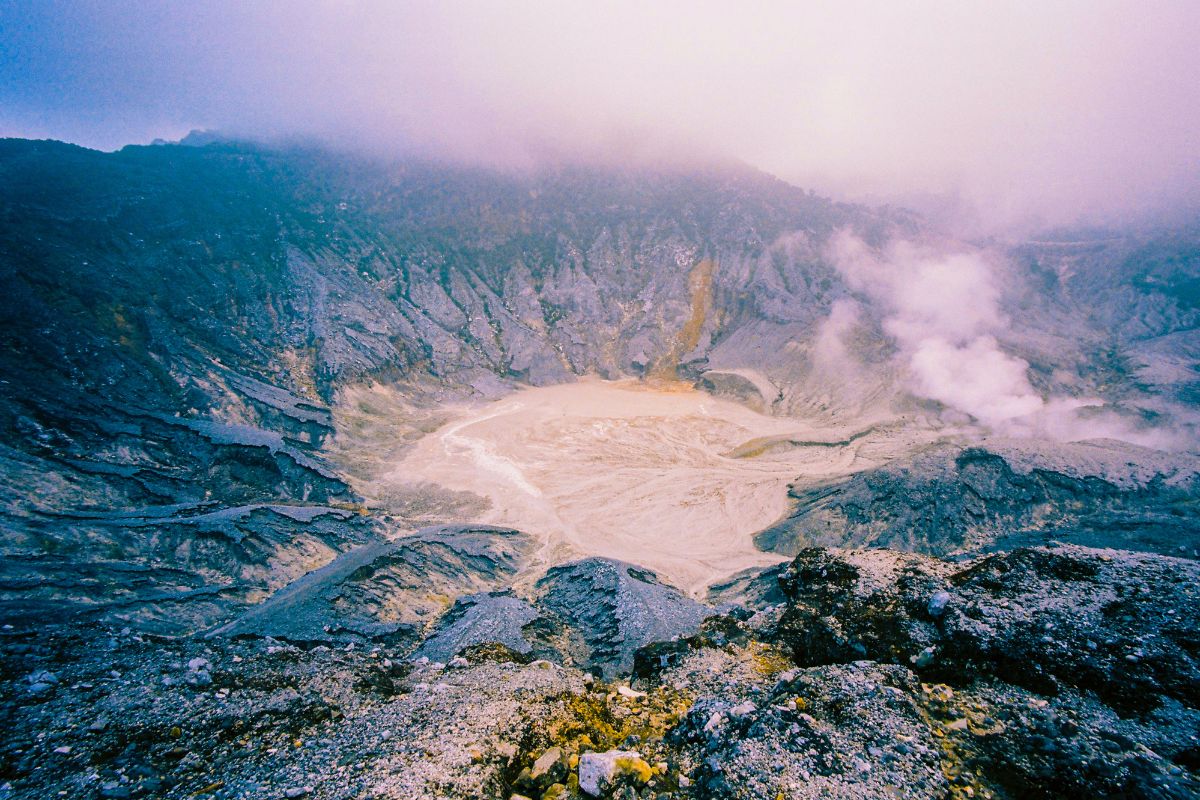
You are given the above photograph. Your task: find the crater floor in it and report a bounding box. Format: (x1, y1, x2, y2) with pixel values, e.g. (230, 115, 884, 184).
(389, 379, 888, 593)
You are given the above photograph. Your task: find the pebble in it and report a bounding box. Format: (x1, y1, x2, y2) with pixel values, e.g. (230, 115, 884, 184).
(729, 701, 757, 717)
(911, 646, 937, 668)
(186, 670, 213, 688)
(529, 746, 564, 784)
(27, 670, 58, 698)
(927, 591, 952, 617)
(283, 788, 311, 798)
(27, 682, 56, 698)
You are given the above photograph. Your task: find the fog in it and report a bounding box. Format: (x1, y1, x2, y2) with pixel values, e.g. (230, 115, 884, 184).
(2, 1, 1198, 229)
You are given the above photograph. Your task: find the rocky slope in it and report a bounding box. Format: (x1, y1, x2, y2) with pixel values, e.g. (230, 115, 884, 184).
(756, 437, 1200, 559)
(1, 138, 1199, 798)
(2, 137, 1197, 630)
(0, 137, 904, 633)
(1, 542, 1196, 799)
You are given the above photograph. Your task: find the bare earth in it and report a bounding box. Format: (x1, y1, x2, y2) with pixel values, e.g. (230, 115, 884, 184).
(386, 378, 889, 594)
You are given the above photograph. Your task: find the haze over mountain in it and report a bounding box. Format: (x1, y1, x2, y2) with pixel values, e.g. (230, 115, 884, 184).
(3, 1, 1199, 229)
(1, 3, 1199, 799)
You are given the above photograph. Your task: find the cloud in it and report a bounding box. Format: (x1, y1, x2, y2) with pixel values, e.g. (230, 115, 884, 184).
(1, 1, 1198, 228)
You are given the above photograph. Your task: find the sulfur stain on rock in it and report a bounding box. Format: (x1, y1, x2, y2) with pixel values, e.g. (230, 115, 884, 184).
(651, 257, 715, 380)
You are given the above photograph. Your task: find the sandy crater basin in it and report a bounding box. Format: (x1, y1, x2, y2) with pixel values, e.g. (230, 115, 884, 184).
(390, 378, 877, 594)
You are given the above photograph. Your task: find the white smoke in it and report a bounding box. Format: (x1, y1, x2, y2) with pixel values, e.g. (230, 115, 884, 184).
(907, 336, 1043, 426)
(826, 231, 1175, 447)
(829, 233, 1045, 427)
(810, 298, 862, 376)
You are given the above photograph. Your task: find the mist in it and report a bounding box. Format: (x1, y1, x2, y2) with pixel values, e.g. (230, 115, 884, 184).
(2, 1, 1198, 230)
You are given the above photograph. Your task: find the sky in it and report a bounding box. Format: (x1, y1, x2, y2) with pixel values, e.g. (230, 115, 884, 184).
(1, 1, 1198, 230)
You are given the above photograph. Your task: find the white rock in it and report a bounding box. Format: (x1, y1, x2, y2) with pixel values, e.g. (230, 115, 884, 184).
(911, 646, 937, 668)
(927, 591, 952, 617)
(28, 670, 58, 685)
(578, 750, 641, 796)
(530, 746, 562, 779)
(616, 685, 646, 699)
(729, 701, 757, 717)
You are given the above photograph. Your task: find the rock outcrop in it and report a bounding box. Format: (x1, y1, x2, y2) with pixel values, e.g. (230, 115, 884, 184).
(2, 138, 1199, 799)
(208, 525, 535, 647)
(2, 544, 1196, 799)
(2, 138, 1198, 637)
(211, 545, 715, 680)
(536, 558, 713, 678)
(757, 438, 1200, 558)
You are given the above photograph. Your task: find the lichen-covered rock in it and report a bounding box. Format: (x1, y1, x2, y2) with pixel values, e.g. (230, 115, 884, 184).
(2, 543, 1198, 799)
(667, 659, 949, 799)
(771, 544, 1200, 715)
(576, 749, 651, 796)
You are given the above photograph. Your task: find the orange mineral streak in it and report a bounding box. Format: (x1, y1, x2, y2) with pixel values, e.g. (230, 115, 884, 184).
(650, 258, 715, 381)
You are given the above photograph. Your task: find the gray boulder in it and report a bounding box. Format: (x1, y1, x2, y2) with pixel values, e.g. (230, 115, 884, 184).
(536, 557, 711, 677)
